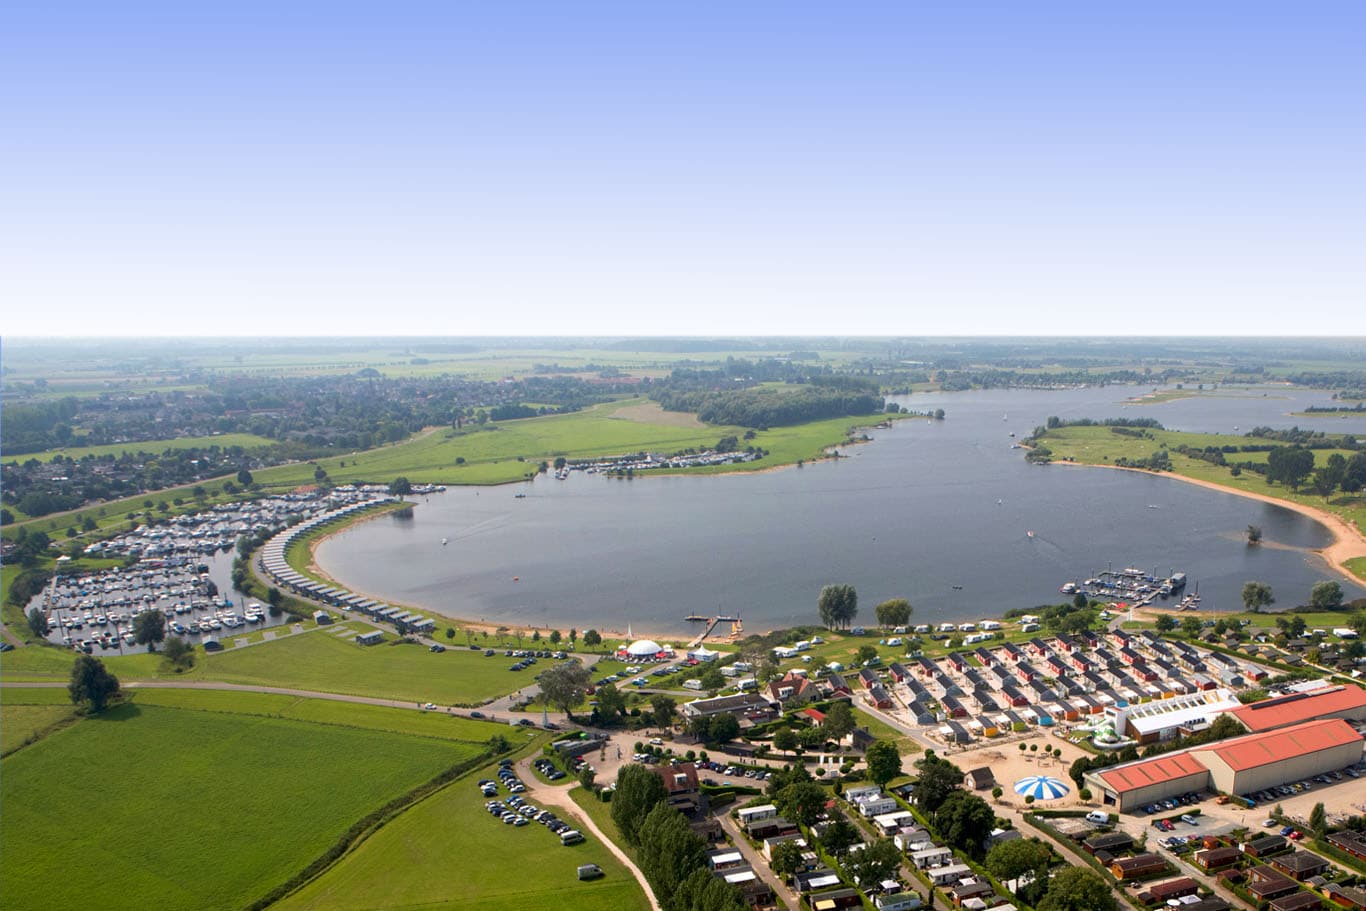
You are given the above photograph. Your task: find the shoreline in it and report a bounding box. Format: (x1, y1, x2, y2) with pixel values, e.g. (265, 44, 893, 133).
(1048, 459, 1366, 585)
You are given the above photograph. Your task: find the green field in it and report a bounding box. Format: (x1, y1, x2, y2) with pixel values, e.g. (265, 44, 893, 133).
(1, 626, 526, 706)
(0, 694, 76, 753)
(0, 698, 478, 911)
(2, 432, 276, 465)
(277, 758, 649, 911)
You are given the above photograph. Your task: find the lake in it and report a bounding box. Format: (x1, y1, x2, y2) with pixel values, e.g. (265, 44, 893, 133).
(316, 385, 1365, 637)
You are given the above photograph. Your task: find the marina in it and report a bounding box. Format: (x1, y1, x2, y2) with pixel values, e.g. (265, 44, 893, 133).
(1059, 567, 1191, 609)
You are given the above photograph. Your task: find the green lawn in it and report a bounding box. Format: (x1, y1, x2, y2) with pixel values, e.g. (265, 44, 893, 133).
(0, 701, 472, 911)
(2, 627, 525, 706)
(277, 758, 648, 911)
(0, 703, 75, 754)
(2, 432, 276, 465)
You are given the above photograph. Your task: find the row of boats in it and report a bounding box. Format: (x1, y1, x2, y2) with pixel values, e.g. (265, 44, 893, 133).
(1059, 567, 1197, 607)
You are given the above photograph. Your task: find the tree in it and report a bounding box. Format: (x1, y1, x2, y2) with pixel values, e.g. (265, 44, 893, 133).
(933, 790, 995, 859)
(68, 654, 120, 712)
(236, 468, 253, 486)
(26, 607, 47, 638)
(162, 635, 196, 671)
(1311, 581, 1344, 610)
(537, 660, 591, 716)
(866, 740, 903, 788)
(650, 694, 677, 731)
(856, 644, 878, 665)
(820, 817, 862, 855)
(1236, 580, 1274, 614)
(133, 608, 166, 652)
(549, 629, 562, 645)
(636, 802, 707, 900)
(774, 727, 800, 754)
(389, 476, 412, 497)
(817, 584, 858, 630)
(596, 682, 626, 723)
(1037, 867, 1117, 911)
(844, 838, 902, 888)
(1266, 446, 1314, 491)
(267, 586, 283, 614)
(1310, 801, 1327, 837)
(775, 780, 827, 828)
(1247, 524, 1263, 545)
(445, 626, 456, 640)
(822, 700, 855, 748)
(769, 839, 806, 878)
(699, 664, 725, 693)
(708, 713, 740, 743)
(875, 598, 913, 629)
(582, 629, 602, 650)
(1181, 616, 1202, 639)
(1314, 453, 1349, 498)
(985, 837, 1052, 888)
(672, 866, 748, 911)
(914, 752, 964, 813)
(1154, 614, 1177, 633)
(612, 764, 669, 847)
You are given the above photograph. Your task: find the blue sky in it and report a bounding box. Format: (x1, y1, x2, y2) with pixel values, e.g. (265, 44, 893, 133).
(3, 2, 1363, 336)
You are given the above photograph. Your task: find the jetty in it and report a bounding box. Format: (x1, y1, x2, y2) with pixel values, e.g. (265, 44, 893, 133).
(1059, 566, 1188, 608)
(684, 613, 743, 648)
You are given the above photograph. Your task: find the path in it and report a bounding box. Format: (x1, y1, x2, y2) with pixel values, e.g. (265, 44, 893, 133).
(2, 678, 479, 714)
(716, 811, 798, 910)
(517, 756, 663, 911)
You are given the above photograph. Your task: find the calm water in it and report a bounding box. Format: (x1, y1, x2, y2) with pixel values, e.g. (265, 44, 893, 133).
(317, 386, 1365, 636)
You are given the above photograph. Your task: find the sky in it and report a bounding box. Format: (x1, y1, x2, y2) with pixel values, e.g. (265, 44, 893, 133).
(3, 2, 1364, 337)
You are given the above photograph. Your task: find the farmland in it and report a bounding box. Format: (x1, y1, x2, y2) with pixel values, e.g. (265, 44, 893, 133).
(276, 754, 649, 911)
(0, 695, 482, 911)
(1, 432, 276, 465)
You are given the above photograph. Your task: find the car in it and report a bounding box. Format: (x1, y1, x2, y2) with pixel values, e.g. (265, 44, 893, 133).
(1160, 819, 1175, 831)
(1262, 818, 1278, 828)
(484, 649, 495, 656)
(421, 702, 438, 710)
(1289, 830, 1304, 841)
(430, 643, 446, 652)
(470, 711, 485, 719)
(1180, 814, 1199, 826)
(1086, 811, 1109, 824)
(649, 738, 664, 746)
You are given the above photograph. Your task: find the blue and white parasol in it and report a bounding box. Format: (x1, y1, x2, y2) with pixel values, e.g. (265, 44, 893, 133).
(1013, 775, 1070, 800)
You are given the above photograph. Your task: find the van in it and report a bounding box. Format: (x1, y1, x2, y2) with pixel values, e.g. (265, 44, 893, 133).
(577, 863, 603, 880)
(1086, 811, 1109, 824)
(561, 830, 585, 846)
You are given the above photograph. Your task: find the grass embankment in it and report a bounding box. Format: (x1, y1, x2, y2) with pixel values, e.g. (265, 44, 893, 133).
(1, 624, 527, 705)
(0, 693, 487, 911)
(277, 758, 648, 911)
(1037, 425, 1366, 582)
(1, 432, 276, 465)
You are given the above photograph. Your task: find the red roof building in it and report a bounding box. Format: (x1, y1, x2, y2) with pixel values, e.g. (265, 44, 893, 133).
(1228, 686, 1366, 733)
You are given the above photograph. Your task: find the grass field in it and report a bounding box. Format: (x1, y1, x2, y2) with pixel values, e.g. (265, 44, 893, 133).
(2, 432, 276, 465)
(277, 756, 649, 911)
(0, 700, 76, 754)
(0, 699, 476, 911)
(1, 626, 526, 705)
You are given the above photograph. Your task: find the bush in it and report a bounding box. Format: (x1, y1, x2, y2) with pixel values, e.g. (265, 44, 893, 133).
(1025, 795, 1035, 804)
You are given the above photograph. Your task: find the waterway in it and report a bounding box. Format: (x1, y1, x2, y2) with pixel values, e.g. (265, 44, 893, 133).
(317, 385, 1365, 636)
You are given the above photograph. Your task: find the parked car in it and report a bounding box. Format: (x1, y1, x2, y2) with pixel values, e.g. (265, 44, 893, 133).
(1180, 814, 1199, 826)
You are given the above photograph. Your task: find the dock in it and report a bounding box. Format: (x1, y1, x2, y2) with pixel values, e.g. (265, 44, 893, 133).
(685, 614, 743, 648)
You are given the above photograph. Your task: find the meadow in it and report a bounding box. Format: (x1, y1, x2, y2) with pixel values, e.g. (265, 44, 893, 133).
(276, 755, 649, 911)
(1, 432, 276, 465)
(0, 698, 476, 911)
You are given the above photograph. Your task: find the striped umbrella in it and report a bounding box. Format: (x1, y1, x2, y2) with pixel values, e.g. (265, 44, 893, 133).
(1013, 775, 1070, 800)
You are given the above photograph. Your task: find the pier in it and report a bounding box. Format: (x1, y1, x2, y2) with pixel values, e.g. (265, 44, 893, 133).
(685, 613, 743, 648)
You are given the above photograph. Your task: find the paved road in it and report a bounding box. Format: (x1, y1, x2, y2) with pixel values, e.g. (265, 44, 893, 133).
(717, 810, 798, 910)
(516, 754, 663, 911)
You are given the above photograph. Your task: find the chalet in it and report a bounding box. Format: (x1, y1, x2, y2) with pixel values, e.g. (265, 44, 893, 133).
(795, 869, 843, 893)
(1054, 634, 1076, 653)
(716, 865, 773, 908)
(1271, 851, 1331, 881)
(1146, 878, 1200, 902)
(974, 647, 995, 667)
(708, 848, 747, 871)
(911, 845, 954, 869)
(872, 810, 916, 835)
(865, 684, 894, 709)
(1324, 883, 1366, 910)
(824, 674, 853, 699)
(809, 887, 862, 911)
(1000, 685, 1029, 707)
(947, 653, 967, 673)
(1119, 647, 1143, 666)
(1184, 900, 1232, 911)
(1195, 846, 1243, 871)
(876, 893, 925, 911)
(941, 696, 967, 718)
(858, 668, 881, 689)
(1071, 654, 1093, 673)
(854, 794, 899, 818)
(1000, 642, 1026, 663)
(889, 662, 911, 684)
(927, 863, 974, 886)
(1269, 894, 1324, 911)
(943, 721, 971, 744)
(746, 816, 797, 840)
(768, 672, 816, 707)
(917, 657, 939, 678)
(1112, 853, 1167, 880)
(1244, 835, 1290, 858)
(977, 694, 1001, 713)
(947, 880, 996, 906)
(1247, 868, 1300, 901)
(1015, 664, 1036, 684)
(1084, 832, 1135, 855)
(1045, 656, 1069, 677)
(737, 804, 778, 827)
(1028, 638, 1050, 656)
(1327, 831, 1366, 861)
(1109, 630, 1132, 649)
(762, 833, 806, 860)
(965, 767, 996, 791)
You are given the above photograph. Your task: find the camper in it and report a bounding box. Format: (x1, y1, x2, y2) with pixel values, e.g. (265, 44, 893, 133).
(683, 679, 705, 691)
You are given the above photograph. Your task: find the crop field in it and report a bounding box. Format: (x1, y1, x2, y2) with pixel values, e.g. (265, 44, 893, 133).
(277, 756, 648, 911)
(0, 699, 473, 911)
(2, 432, 276, 465)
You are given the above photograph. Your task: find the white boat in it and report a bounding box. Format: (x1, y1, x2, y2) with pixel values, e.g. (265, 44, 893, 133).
(441, 538, 448, 546)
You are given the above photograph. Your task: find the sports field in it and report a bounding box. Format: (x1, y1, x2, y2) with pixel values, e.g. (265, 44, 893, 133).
(276, 756, 648, 911)
(0, 695, 485, 911)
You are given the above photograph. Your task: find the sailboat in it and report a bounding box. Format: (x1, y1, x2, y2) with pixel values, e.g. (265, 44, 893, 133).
(441, 537, 448, 546)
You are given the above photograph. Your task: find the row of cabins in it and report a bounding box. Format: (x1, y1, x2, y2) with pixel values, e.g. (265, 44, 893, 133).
(258, 500, 436, 636)
(1217, 834, 1366, 911)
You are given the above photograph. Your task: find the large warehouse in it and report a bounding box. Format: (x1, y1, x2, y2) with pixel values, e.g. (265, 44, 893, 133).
(1227, 685, 1366, 733)
(1088, 718, 1364, 811)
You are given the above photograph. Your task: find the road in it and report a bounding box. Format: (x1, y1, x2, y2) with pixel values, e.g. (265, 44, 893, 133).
(716, 810, 799, 910)
(516, 754, 663, 911)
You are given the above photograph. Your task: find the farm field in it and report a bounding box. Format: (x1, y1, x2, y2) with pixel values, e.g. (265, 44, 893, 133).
(2, 432, 276, 465)
(0, 698, 476, 911)
(277, 754, 649, 911)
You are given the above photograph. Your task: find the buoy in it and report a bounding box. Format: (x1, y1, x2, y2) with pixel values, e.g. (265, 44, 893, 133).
(513, 576, 519, 582)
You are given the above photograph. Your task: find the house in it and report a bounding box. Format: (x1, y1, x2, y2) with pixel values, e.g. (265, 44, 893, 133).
(911, 846, 954, 869)
(1247, 867, 1300, 901)
(875, 893, 923, 911)
(865, 684, 894, 709)
(737, 804, 778, 827)
(768, 672, 816, 707)
(355, 630, 384, 646)
(795, 869, 843, 893)
(1327, 831, 1366, 861)
(747, 816, 797, 840)
(927, 863, 974, 886)
(1269, 893, 1323, 911)
(653, 762, 701, 813)
(1112, 853, 1166, 880)
(708, 848, 747, 871)
(809, 888, 862, 911)
(716, 866, 774, 908)
(854, 795, 899, 818)
(1324, 883, 1366, 910)
(1083, 832, 1135, 855)
(947, 879, 996, 906)
(312, 610, 333, 625)
(1194, 846, 1243, 871)
(679, 692, 776, 720)
(1146, 878, 1200, 902)
(964, 767, 996, 791)
(1270, 851, 1331, 881)
(1244, 835, 1291, 858)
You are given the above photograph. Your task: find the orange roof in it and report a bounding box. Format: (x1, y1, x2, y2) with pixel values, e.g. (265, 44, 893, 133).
(1199, 718, 1362, 771)
(1228, 686, 1366, 732)
(1098, 752, 1208, 792)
